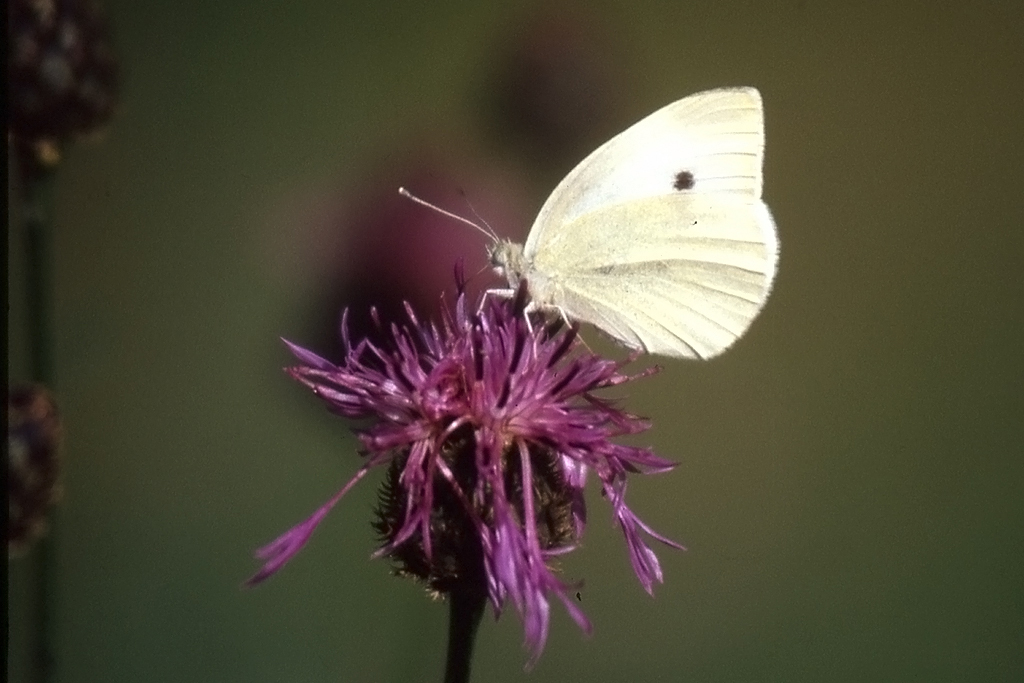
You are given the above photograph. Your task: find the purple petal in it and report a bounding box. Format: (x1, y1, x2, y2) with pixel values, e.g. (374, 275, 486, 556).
(282, 338, 336, 370)
(615, 505, 685, 594)
(244, 460, 379, 586)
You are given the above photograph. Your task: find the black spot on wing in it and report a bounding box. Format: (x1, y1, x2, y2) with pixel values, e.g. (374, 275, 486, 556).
(673, 170, 695, 191)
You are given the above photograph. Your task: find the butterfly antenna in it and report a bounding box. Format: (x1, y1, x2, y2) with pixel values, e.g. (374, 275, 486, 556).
(398, 187, 498, 242)
(456, 187, 501, 242)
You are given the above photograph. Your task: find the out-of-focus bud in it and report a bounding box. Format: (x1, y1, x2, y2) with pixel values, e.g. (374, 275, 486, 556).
(483, 4, 625, 170)
(8, 0, 120, 175)
(8, 384, 63, 557)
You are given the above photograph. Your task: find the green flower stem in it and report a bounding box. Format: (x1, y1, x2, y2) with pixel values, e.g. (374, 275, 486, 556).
(444, 585, 487, 683)
(22, 161, 59, 683)
(25, 165, 57, 385)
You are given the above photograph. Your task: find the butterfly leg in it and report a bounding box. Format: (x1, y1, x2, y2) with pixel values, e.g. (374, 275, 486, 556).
(482, 287, 542, 334)
(523, 300, 571, 326)
(522, 300, 579, 340)
(482, 289, 575, 338)
(480, 287, 516, 307)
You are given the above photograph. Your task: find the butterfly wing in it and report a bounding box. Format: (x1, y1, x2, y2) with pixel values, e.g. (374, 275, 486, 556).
(522, 86, 777, 358)
(529, 192, 777, 359)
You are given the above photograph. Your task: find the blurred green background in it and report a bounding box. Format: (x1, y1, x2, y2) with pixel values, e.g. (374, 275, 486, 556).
(8, 0, 1024, 681)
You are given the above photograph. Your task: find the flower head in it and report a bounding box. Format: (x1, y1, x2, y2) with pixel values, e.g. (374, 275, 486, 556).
(248, 282, 683, 665)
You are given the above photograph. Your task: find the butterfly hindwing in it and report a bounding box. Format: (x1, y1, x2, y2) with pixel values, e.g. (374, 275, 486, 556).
(530, 192, 777, 359)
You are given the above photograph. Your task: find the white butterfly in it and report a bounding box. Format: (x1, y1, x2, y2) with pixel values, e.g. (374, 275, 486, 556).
(489, 86, 778, 359)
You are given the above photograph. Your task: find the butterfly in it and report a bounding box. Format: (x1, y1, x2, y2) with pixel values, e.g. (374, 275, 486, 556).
(488, 87, 778, 359)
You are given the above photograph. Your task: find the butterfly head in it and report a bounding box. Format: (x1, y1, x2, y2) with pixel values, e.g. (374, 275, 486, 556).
(488, 239, 529, 288)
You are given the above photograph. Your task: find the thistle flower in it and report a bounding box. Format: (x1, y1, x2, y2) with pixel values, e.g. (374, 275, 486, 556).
(248, 282, 683, 666)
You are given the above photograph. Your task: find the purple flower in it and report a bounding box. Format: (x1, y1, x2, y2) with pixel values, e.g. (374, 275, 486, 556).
(248, 283, 683, 666)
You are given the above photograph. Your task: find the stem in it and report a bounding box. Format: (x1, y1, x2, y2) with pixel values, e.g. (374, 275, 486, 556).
(25, 165, 57, 386)
(21, 155, 59, 683)
(443, 585, 487, 683)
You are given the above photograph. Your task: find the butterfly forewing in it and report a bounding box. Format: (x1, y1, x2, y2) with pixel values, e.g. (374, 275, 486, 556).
(525, 87, 766, 258)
